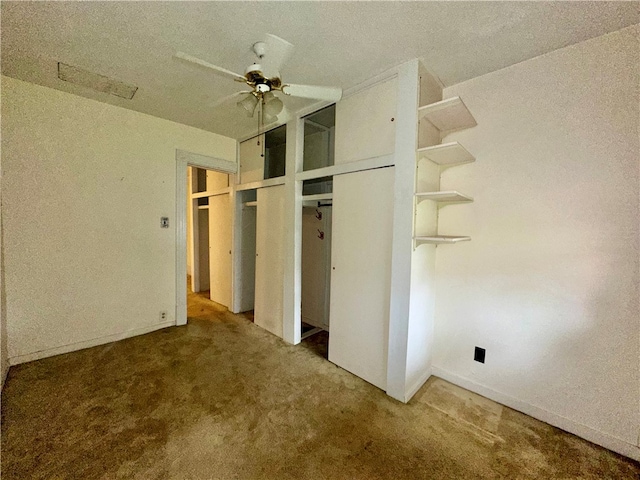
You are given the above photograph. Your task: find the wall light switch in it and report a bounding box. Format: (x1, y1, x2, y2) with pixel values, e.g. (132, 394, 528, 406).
(161, 217, 169, 228)
(474, 346, 486, 363)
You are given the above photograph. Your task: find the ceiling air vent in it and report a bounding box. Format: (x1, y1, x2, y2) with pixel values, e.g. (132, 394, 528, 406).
(57, 62, 138, 100)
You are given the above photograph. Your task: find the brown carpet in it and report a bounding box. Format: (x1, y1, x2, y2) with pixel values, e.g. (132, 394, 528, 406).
(1, 287, 638, 479)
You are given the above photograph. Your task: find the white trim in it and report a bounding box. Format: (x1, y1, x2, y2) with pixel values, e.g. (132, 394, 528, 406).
(9, 321, 174, 365)
(236, 177, 285, 191)
(176, 157, 188, 326)
(176, 150, 237, 174)
(386, 60, 420, 402)
(295, 153, 394, 182)
(282, 114, 304, 345)
(405, 370, 432, 403)
(431, 366, 640, 462)
(296, 100, 333, 121)
(342, 65, 399, 99)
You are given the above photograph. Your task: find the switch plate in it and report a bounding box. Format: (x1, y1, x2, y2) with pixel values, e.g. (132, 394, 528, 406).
(161, 217, 169, 228)
(474, 347, 486, 363)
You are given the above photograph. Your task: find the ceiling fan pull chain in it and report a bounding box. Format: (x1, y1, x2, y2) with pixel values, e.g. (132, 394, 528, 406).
(259, 99, 265, 158)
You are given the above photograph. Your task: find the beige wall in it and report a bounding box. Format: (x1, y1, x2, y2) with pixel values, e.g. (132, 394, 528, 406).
(1, 76, 236, 364)
(434, 26, 639, 458)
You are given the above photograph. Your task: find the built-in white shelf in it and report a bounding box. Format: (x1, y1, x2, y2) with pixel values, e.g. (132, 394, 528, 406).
(418, 96, 477, 133)
(192, 187, 231, 198)
(197, 205, 209, 210)
(243, 201, 257, 207)
(415, 190, 473, 205)
(236, 177, 285, 192)
(417, 142, 475, 167)
(414, 235, 471, 246)
(302, 193, 333, 202)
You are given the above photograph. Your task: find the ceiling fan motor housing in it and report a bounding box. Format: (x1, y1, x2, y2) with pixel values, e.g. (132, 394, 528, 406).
(244, 63, 283, 93)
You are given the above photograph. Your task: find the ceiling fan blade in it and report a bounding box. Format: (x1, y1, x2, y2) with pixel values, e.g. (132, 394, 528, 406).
(174, 51, 246, 82)
(261, 34, 293, 79)
(210, 91, 251, 109)
(282, 83, 342, 102)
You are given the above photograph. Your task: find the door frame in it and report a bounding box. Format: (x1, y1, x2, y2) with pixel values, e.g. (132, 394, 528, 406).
(175, 149, 237, 326)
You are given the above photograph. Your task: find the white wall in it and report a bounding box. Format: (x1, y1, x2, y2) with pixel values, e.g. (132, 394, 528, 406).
(434, 26, 639, 459)
(1, 76, 236, 364)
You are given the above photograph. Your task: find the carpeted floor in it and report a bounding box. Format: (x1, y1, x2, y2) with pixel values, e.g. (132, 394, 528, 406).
(1, 287, 638, 479)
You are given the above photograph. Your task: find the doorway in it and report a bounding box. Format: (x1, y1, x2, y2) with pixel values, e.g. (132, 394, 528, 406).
(187, 167, 232, 310)
(175, 150, 237, 326)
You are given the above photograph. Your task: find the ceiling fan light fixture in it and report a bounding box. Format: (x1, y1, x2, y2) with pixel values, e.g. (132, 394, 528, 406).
(237, 93, 259, 117)
(263, 91, 284, 117)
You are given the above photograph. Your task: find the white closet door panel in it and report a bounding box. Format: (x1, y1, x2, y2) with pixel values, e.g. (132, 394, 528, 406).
(334, 77, 397, 165)
(239, 135, 264, 184)
(328, 167, 395, 390)
(209, 194, 232, 308)
(254, 185, 285, 337)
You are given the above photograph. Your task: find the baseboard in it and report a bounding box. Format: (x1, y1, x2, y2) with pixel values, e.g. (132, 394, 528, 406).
(8, 321, 175, 366)
(404, 369, 432, 402)
(431, 366, 640, 462)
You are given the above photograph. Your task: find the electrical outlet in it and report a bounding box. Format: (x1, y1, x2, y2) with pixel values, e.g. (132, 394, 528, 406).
(160, 311, 167, 321)
(474, 346, 486, 363)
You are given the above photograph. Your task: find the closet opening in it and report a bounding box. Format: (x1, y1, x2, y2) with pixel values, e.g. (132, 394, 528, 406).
(236, 189, 257, 321)
(300, 104, 335, 358)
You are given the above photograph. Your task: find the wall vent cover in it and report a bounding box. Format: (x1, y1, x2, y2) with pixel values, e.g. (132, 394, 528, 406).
(57, 62, 138, 100)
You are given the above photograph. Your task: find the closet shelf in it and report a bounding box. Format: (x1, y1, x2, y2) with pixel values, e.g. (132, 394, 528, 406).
(415, 191, 473, 205)
(197, 205, 209, 210)
(417, 142, 475, 167)
(414, 235, 471, 246)
(192, 187, 231, 199)
(418, 96, 477, 133)
(243, 201, 257, 207)
(302, 193, 333, 202)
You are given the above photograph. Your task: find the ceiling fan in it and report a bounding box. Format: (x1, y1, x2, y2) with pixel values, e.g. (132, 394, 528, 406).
(175, 34, 342, 124)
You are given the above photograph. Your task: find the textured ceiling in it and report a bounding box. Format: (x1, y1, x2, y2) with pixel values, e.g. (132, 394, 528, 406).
(2, 2, 637, 139)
